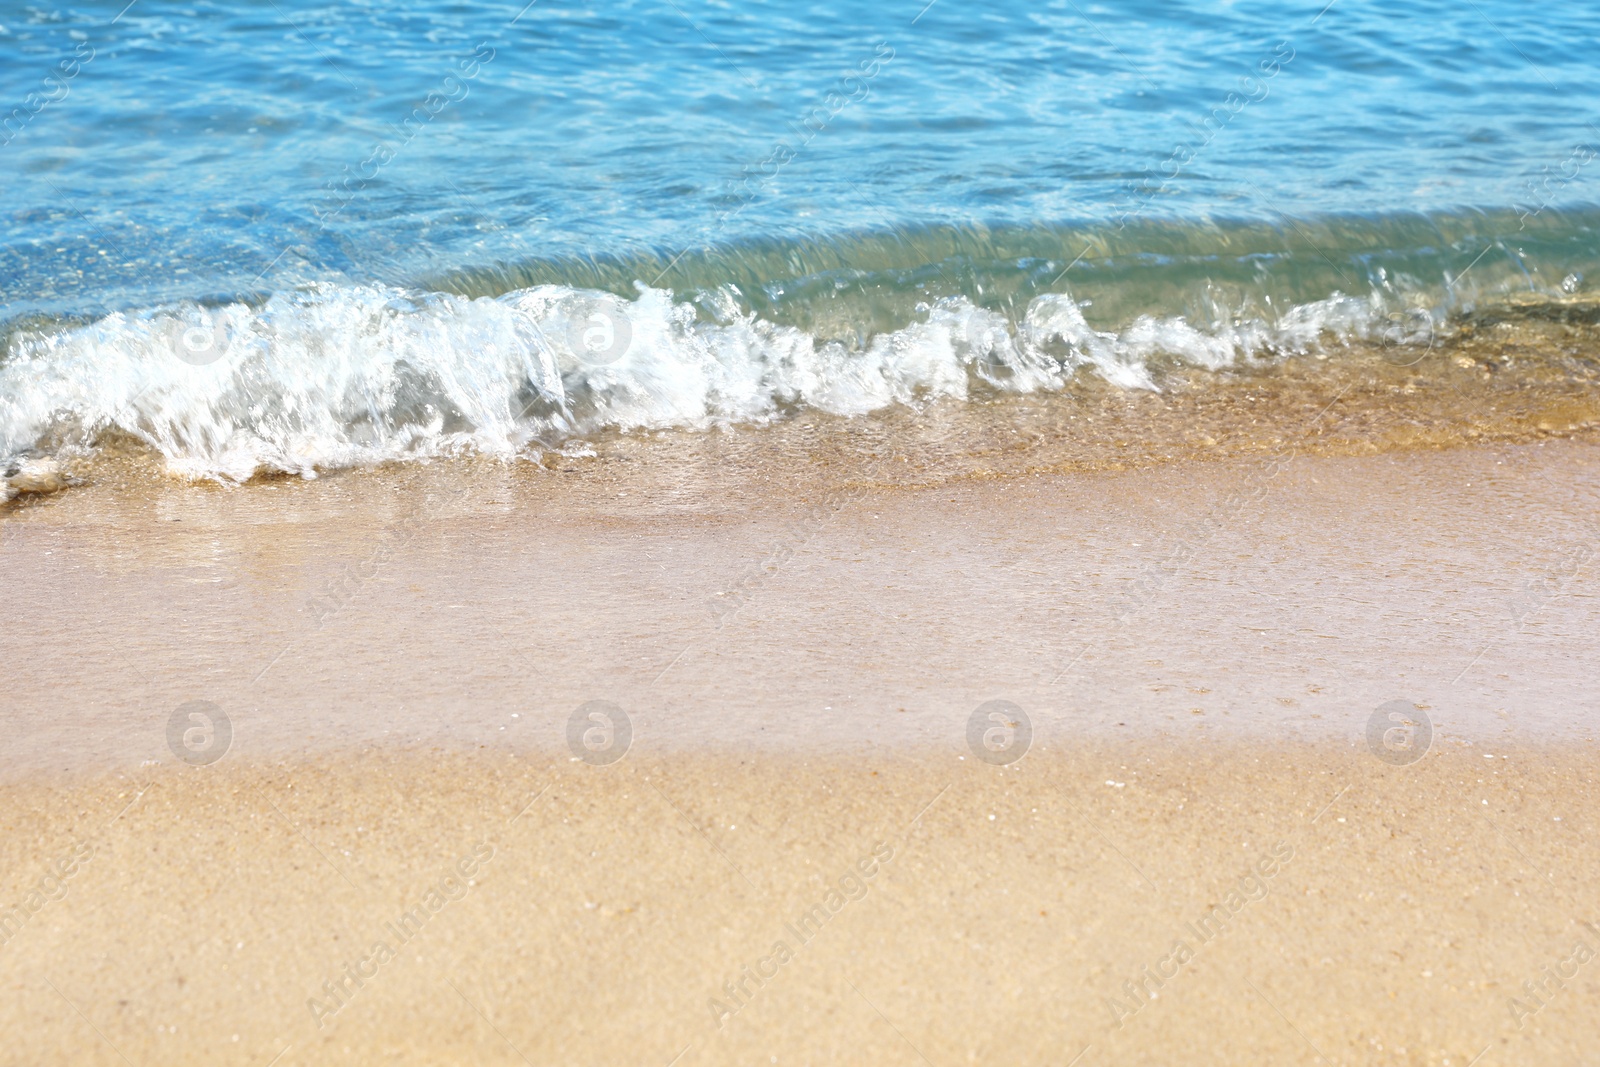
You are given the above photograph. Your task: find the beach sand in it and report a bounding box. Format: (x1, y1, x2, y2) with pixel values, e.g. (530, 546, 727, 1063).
(3, 357, 1600, 1064)
(1, 744, 1596, 1067)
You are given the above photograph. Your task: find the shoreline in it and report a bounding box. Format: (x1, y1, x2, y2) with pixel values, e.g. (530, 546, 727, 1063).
(9, 307, 1600, 504)
(3, 436, 1599, 778)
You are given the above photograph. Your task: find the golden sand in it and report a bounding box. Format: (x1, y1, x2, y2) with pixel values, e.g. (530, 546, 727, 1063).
(1, 743, 1595, 1067)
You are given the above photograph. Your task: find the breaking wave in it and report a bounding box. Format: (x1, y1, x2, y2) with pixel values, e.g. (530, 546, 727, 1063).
(7, 206, 1600, 487)
(0, 277, 1437, 484)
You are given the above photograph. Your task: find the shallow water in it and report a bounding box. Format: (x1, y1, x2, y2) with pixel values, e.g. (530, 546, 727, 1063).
(3, 0, 1599, 481)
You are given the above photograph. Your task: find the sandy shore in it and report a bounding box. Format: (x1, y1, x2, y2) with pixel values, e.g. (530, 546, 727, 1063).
(3, 424, 1599, 1064)
(3, 437, 1600, 767)
(1, 743, 1596, 1067)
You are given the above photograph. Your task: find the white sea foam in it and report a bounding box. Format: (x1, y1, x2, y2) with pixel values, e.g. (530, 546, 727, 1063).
(0, 281, 1414, 483)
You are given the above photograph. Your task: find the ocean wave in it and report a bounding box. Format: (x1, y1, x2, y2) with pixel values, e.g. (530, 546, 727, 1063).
(0, 277, 1443, 485)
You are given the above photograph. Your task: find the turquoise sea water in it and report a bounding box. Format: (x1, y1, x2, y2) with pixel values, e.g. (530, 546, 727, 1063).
(2, 0, 1598, 478)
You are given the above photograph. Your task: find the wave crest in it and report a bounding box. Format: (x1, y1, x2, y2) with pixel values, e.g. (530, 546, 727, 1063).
(0, 280, 1425, 482)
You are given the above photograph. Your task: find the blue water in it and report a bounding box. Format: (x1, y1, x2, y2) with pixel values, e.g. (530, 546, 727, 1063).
(2, 0, 1599, 481)
(4, 0, 1598, 321)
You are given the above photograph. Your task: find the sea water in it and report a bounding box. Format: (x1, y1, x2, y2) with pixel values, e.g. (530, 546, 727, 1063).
(2, 0, 1597, 479)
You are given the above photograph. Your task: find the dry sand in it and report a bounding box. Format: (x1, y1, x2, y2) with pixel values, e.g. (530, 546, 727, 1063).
(1, 744, 1595, 1067)
(2, 405, 1599, 1063)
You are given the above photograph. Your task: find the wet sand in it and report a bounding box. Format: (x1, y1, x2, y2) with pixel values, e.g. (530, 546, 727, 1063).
(3, 435, 1600, 767)
(3, 393, 1600, 1063)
